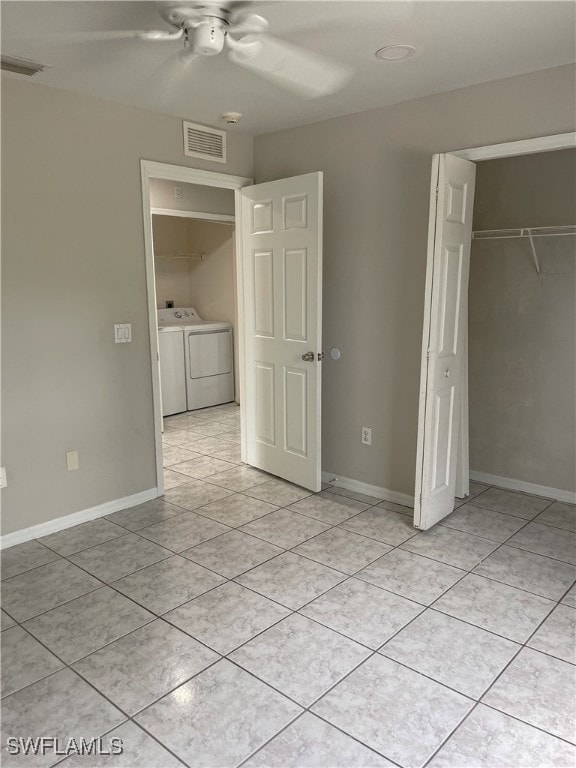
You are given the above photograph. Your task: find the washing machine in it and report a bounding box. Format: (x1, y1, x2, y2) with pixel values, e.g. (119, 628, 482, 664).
(158, 308, 234, 413)
(158, 325, 186, 416)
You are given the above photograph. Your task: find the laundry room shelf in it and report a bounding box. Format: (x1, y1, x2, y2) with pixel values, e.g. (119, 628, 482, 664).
(154, 251, 206, 261)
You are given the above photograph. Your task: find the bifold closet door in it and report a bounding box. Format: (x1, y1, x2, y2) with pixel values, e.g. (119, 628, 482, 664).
(414, 153, 476, 530)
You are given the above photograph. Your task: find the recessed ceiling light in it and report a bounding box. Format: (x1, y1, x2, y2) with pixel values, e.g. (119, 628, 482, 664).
(375, 45, 416, 61)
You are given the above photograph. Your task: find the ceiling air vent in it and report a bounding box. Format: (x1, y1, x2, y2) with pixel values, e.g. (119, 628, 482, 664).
(183, 121, 227, 163)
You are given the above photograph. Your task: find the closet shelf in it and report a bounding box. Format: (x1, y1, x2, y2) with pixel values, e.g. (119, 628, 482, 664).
(472, 225, 576, 276)
(472, 225, 576, 240)
(154, 251, 206, 261)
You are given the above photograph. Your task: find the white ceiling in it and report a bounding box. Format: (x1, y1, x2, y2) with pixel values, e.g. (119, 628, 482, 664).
(2, 1, 575, 135)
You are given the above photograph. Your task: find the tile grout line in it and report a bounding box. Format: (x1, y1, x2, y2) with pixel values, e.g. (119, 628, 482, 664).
(3, 461, 574, 768)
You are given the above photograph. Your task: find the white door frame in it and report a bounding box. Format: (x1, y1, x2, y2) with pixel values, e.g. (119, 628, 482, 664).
(419, 131, 576, 510)
(140, 160, 252, 494)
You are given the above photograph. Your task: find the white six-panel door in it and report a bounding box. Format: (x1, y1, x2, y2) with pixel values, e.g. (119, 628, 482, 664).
(414, 154, 476, 529)
(238, 172, 323, 491)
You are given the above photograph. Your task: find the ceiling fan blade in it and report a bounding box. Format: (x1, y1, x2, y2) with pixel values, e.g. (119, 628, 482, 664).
(10, 28, 182, 47)
(228, 11, 269, 37)
(142, 48, 198, 107)
(229, 34, 351, 99)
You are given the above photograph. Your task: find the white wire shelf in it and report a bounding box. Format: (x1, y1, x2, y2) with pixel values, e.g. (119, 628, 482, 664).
(154, 252, 206, 261)
(473, 225, 576, 240)
(472, 225, 576, 275)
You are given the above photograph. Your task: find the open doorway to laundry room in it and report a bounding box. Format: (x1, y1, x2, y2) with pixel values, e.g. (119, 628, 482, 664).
(147, 176, 246, 494)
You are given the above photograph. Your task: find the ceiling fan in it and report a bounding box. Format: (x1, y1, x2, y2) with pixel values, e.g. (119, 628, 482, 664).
(122, 2, 352, 99)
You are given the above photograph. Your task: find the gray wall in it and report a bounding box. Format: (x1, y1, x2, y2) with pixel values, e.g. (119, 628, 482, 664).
(254, 64, 576, 496)
(1, 77, 253, 535)
(474, 149, 576, 229)
(469, 150, 576, 492)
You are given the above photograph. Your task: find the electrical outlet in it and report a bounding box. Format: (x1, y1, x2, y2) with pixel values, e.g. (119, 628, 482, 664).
(0, 467, 7, 488)
(66, 451, 79, 471)
(174, 185, 183, 199)
(361, 427, 372, 445)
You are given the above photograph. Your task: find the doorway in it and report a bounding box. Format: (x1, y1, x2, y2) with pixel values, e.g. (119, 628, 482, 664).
(415, 133, 576, 529)
(140, 162, 252, 495)
(140, 162, 325, 496)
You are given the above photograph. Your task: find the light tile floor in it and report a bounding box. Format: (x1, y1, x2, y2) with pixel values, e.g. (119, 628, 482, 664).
(1, 402, 575, 768)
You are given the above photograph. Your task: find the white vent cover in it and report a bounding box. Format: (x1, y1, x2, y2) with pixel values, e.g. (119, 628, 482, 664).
(183, 121, 226, 163)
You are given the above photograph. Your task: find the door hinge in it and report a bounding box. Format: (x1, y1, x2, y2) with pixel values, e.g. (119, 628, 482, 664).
(435, 186, 439, 201)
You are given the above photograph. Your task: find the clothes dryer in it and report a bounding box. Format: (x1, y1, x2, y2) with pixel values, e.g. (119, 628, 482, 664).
(158, 308, 234, 412)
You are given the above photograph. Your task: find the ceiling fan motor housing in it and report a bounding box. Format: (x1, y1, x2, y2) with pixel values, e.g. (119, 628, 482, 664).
(190, 17, 227, 55)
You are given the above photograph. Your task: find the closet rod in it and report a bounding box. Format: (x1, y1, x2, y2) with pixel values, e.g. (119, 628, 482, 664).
(472, 225, 576, 277)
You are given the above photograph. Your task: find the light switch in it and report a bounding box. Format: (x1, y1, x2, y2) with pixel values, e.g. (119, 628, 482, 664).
(114, 324, 132, 343)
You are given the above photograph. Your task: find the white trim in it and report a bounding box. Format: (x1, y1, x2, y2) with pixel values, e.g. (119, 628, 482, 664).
(142, 161, 251, 189)
(470, 471, 576, 504)
(452, 132, 576, 162)
(150, 208, 235, 223)
(0, 488, 159, 550)
(322, 471, 414, 507)
(140, 160, 253, 495)
(235, 189, 248, 463)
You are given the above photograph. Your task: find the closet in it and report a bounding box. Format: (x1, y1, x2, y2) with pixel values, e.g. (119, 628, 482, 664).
(468, 148, 576, 497)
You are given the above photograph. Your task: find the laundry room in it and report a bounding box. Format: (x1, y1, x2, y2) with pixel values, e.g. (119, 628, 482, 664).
(467, 148, 576, 501)
(149, 179, 239, 413)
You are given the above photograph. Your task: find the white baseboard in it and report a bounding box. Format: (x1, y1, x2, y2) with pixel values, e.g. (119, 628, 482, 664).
(0, 488, 160, 550)
(322, 471, 414, 507)
(470, 471, 575, 504)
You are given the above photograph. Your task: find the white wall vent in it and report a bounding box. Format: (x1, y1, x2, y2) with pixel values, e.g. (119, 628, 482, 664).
(183, 121, 227, 163)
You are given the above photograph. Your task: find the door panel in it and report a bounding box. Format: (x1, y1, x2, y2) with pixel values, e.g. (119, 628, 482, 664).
(415, 154, 476, 529)
(239, 172, 323, 491)
(253, 251, 275, 337)
(255, 362, 275, 445)
(284, 249, 308, 341)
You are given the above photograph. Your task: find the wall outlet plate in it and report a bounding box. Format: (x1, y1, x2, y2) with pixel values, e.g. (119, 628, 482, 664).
(66, 451, 79, 471)
(0, 467, 7, 488)
(361, 427, 372, 445)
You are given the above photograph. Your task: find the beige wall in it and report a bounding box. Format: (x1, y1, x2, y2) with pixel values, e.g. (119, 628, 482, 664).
(474, 149, 576, 229)
(152, 215, 195, 309)
(469, 150, 576, 492)
(1, 76, 253, 535)
(254, 65, 576, 496)
(149, 179, 236, 215)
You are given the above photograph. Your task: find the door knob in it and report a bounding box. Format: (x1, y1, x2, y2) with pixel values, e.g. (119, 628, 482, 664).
(302, 351, 315, 362)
